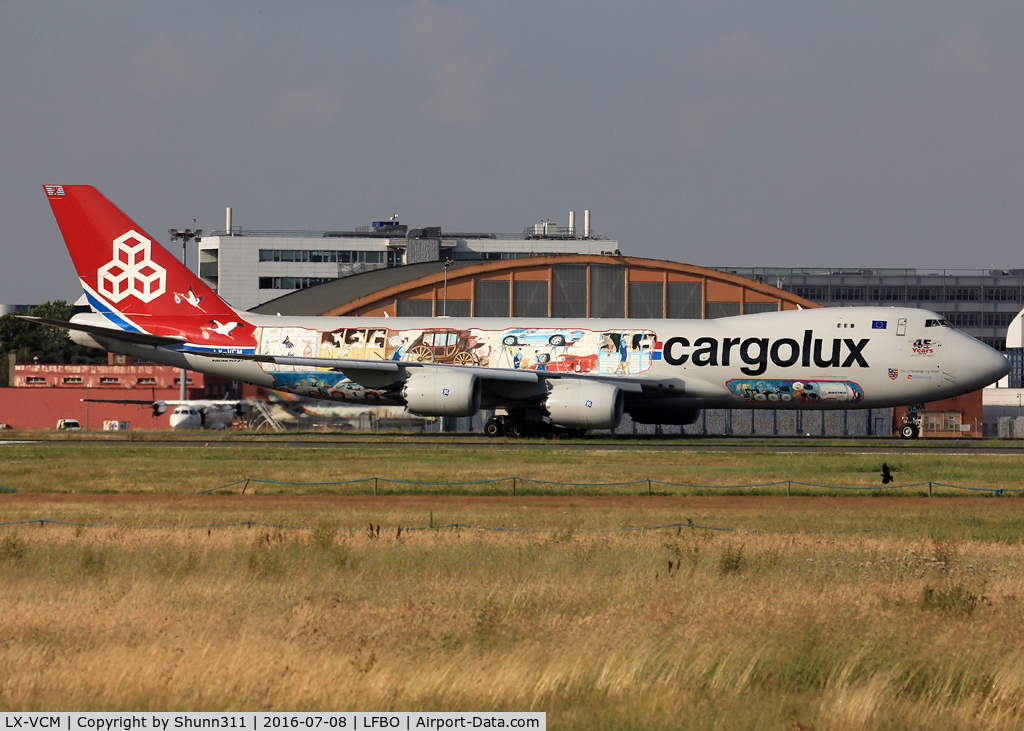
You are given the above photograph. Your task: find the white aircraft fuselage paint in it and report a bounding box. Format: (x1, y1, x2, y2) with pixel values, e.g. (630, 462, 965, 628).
(90, 306, 1005, 412)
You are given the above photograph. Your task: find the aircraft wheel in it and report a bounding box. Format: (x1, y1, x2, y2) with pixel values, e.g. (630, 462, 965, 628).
(484, 419, 503, 438)
(505, 420, 526, 438)
(900, 424, 918, 440)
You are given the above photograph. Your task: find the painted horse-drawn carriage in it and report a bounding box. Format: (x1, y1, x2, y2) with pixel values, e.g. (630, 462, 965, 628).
(404, 329, 489, 366)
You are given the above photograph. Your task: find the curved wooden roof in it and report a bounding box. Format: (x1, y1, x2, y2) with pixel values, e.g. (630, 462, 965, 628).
(252, 254, 819, 317)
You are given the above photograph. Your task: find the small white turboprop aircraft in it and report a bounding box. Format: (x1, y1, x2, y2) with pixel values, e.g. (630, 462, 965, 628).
(26, 185, 1010, 439)
(81, 398, 246, 429)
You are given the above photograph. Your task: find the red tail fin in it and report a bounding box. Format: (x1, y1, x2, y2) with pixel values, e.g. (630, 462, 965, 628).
(45, 185, 236, 320)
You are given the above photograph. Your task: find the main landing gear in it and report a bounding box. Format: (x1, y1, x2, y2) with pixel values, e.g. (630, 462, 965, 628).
(484, 413, 585, 439)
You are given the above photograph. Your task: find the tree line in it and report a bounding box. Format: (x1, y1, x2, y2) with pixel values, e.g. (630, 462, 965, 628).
(0, 301, 106, 385)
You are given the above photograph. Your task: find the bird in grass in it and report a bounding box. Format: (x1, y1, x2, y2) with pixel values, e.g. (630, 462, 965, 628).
(881, 463, 893, 485)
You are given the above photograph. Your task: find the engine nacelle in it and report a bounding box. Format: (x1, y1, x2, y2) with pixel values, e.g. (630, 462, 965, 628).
(402, 370, 482, 417)
(545, 381, 624, 429)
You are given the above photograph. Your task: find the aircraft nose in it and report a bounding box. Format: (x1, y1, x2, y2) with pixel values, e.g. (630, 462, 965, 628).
(959, 337, 1010, 389)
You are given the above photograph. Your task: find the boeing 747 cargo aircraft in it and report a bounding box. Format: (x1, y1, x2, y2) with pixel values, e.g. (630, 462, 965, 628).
(24, 185, 1010, 438)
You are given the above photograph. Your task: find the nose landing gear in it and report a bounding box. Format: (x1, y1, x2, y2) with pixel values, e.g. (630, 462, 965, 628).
(899, 405, 923, 439)
(899, 423, 920, 440)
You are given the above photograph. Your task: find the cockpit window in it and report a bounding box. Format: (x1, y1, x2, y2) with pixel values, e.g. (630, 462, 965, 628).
(925, 319, 951, 327)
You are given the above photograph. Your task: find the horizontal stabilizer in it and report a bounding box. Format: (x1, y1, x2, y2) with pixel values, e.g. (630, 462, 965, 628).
(16, 316, 187, 347)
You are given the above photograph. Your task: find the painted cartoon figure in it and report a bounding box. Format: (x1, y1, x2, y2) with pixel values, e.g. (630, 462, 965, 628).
(616, 332, 631, 374)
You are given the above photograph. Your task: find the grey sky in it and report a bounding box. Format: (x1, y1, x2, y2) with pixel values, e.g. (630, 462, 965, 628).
(3, 1, 1024, 304)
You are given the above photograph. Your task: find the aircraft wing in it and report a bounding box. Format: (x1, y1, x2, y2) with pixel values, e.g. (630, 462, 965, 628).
(184, 349, 542, 383)
(181, 349, 691, 394)
(16, 316, 188, 347)
(161, 400, 246, 407)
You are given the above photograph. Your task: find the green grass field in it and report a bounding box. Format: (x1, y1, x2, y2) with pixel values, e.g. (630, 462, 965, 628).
(3, 439, 1024, 728)
(2, 439, 1024, 497)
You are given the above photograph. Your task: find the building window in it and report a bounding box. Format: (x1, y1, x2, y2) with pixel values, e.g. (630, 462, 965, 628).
(259, 249, 383, 265)
(946, 288, 980, 302)
(439, 299, 471, 317)
(706, 302, 741, 319)
(1008, 347, 1024, 388)
(666, 282, 702, 319)
(831, 287, 865, 301)
(791, 286, 826, 301)
(944, 312, 980, 328)
(258, 276, 335, 290)
(474, 280, 511, 318)
(923, 412, 961, 432)
(589, 265, 625, 318)
(985, 287, 1019, 302)
(985, 312, 1016, 328)
(628, 282, 663, 319)
(551, 265, 587, 318)
(396, 299, 433, 317)
(513, 280, 549, 318)
(743, 302, 779, 314)
(870, 287, 904, 302)
(908, 287, 941, 301)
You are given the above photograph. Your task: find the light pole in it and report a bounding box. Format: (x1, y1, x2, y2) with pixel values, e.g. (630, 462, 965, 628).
(443, 258, 452, 316)
(168, 224, 202, 402)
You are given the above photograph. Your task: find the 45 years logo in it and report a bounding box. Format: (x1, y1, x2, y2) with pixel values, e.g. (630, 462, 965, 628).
(911, 338, 935, 356)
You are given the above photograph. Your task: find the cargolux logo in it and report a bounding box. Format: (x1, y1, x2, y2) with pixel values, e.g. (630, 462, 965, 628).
(662, 330, 870, 376)
(97, 231, 167, 303)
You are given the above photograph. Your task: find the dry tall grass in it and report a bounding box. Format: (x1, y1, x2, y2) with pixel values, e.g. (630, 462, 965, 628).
(3, 515, 1024, 729)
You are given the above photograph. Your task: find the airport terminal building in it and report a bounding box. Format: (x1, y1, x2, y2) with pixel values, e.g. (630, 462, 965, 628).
(198, 210, 617, 311)
(713, 267, 1021, 352)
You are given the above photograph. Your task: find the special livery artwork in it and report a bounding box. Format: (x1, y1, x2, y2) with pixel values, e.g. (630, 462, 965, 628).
(254, 325, 659, 396)
(727, 379, 864, 404)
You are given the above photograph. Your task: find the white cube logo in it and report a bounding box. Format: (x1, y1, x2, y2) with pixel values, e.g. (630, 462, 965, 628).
(97, 231, 166, 303)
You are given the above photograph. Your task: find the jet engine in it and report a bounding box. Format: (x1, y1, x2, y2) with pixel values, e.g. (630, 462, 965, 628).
(544, 381, 624, 429)
(402, 369, 482, 417)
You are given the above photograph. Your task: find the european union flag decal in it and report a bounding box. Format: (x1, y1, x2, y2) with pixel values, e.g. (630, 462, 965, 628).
(872, 321, 887, 329)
